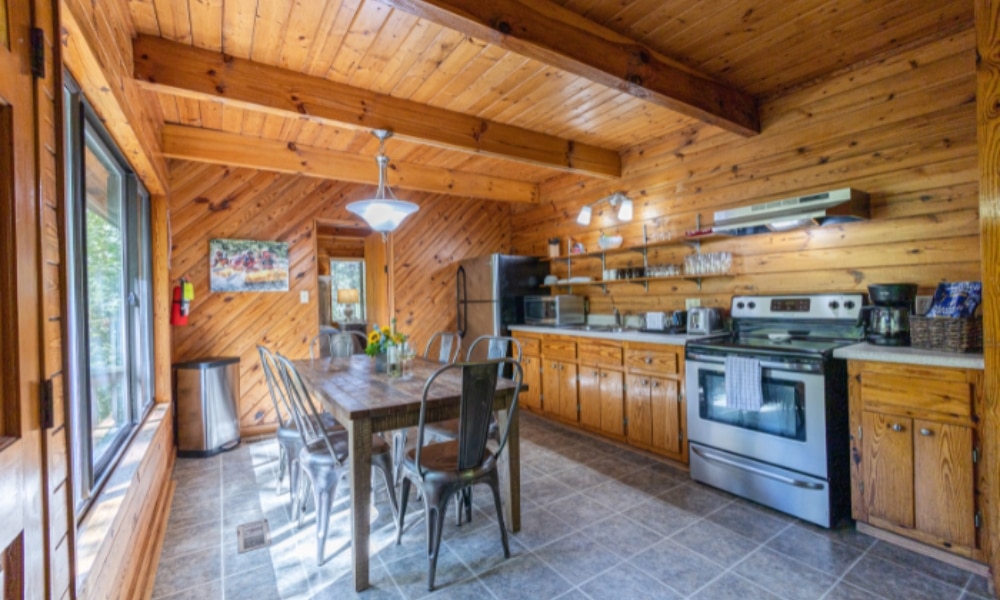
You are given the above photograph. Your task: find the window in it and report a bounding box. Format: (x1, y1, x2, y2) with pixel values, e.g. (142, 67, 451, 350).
(330, 259, 366, 322)
(64, 77, 154, 515)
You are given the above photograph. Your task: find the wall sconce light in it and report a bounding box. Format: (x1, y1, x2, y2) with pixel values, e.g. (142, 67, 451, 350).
(575, 191, 633, 226)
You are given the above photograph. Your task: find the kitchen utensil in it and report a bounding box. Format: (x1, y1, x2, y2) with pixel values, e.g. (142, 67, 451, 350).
(598, 235, 623, 250)
(669, 310, 687, 328)
(867, 283, 918, 306)
(862, 283, 919, 346)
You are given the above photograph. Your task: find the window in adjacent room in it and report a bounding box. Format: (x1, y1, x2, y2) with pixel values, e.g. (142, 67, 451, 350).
(64, 76, 154, 516)
(330, 259, 366, 322)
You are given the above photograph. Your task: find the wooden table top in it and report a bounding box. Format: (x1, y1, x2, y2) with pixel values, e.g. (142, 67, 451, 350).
(292, 355, 520, 421)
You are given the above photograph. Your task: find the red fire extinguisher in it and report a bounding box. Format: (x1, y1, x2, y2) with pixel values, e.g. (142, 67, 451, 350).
(171, 279, 194, 326)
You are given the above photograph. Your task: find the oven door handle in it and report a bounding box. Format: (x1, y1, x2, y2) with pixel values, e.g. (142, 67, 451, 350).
(686, 352, 822, 373)
(691, 446, 825, 490)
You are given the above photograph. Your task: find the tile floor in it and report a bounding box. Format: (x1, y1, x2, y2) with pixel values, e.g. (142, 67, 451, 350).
(152, 413, 996, 599)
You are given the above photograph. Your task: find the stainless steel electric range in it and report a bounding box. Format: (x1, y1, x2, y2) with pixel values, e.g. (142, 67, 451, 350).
(685, 293, 865, 527)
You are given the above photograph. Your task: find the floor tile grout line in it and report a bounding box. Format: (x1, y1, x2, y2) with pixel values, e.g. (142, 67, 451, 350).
(815, 540, 889, 600)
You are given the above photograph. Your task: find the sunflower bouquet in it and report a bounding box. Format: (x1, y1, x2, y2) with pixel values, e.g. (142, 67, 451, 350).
(364, 318, 407, 357)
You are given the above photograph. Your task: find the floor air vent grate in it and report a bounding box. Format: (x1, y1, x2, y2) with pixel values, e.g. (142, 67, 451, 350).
(236, 519, 271, 553)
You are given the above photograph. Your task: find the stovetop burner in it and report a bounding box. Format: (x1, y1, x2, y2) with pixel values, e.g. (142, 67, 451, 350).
(687, 293, 866, 360)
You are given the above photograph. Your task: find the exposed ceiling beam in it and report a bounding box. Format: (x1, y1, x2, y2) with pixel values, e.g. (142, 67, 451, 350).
(161, 125, 540, 204)
(378, 0, 760, 137)
(133, 35, 621, 179)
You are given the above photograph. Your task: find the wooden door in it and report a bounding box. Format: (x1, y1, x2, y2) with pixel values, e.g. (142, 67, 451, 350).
(863, 411, 914, 529)
(558, 361, 578, 423)
(0, 0, 48, 595)
(364, 232, 390, 329)
(626, 375, 652, 446)
(650, 376, 681, 455)
(542, 359, 563, 419)
(520, 355, 541, 412)
(914, 420, 976, 548)
(598, 369, 624, 437)
(578, 367, 601, 430)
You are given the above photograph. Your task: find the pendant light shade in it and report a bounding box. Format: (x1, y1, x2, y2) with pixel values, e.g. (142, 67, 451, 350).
(576, 205, 593, 226)
(616, 197, 633, 221)
(345, 130, 419, 234)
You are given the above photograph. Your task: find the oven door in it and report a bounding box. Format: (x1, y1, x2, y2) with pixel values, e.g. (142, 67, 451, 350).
(685, 350, 829, 478)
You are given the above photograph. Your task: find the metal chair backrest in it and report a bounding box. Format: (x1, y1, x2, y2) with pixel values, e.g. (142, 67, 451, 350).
(308, 328, 340, 359)
(423, 331, 462, 364)
(465, 335, 522, 378)
(257, 345, 295, 428)
(274, 353, 344, 467)
(330, 330, 367, 357)
(415, 359, 523, 475)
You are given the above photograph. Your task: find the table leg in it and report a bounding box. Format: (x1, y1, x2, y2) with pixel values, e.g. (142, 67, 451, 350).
(348, 418, 373, 592)
(497, 400, 521, 532)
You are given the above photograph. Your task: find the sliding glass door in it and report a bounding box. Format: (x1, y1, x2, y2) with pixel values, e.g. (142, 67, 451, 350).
(65, 78, 154, 514)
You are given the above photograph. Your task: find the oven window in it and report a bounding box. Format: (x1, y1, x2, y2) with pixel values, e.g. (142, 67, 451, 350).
(697, 370, 806, 441)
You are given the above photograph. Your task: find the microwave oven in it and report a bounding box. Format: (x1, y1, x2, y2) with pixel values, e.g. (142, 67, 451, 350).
(524, 295, 585, 326)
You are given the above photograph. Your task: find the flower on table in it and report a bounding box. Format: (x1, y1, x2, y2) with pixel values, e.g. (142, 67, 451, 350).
(365, 318, 407, 356)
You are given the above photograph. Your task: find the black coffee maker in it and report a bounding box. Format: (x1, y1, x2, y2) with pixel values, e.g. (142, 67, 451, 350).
(863, 283, 918, 346)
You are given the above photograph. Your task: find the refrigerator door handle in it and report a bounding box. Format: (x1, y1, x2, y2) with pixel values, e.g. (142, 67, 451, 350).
(456, 265, 467, 338)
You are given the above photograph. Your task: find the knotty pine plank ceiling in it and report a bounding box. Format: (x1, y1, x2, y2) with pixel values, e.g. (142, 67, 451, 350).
(129, 0, 972, 185)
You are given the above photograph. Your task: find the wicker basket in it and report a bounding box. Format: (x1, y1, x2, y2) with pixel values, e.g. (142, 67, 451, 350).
(909, 315, 983, 352)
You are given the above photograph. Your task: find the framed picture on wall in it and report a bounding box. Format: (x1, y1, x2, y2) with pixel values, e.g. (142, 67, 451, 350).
(209, 238, 289, 292)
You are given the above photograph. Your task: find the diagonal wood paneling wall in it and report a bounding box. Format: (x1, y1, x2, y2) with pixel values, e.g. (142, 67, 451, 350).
(167, 163, 510, 434)
(511, 29, 980, 317)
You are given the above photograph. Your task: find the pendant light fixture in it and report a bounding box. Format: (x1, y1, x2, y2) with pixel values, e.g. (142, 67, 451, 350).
(576, 191, 633, 226)
(346, 129, 419, 236)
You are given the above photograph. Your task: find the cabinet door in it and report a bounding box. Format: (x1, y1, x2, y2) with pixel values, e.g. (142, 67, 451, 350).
(599, 369, 625, 437)
(559, 362, 579, 423)
(542, 359, 562, 418)
(578, 367, 601, 430)
(914, 420, 975, 548)
(863, 411, 914, 529)
(650, 376, 681, 455)
(626, 375, 652, 446)
(520, 356, 542, 412)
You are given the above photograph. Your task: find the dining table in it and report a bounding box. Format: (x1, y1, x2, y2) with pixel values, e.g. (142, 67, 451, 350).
(292, 354, 523, 592)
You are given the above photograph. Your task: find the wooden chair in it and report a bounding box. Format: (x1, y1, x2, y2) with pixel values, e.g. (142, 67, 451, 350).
(395, 359, 523, 590)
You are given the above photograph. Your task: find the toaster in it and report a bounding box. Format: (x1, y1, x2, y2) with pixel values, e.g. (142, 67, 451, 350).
(688, 307, 724, 334)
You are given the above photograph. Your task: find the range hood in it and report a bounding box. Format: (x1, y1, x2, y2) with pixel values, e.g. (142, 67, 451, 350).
(712, 188, 870, 236)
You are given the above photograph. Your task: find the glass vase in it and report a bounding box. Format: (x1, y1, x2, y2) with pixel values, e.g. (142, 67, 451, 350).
(386, 345, 402, 377)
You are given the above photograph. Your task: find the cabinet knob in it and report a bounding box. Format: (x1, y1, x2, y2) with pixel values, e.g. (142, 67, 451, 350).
(592, 370, 598, 376)
(919, 428, 933, 437)
(644, 357, 653, 364)
(601, 372, 607, 378)
(642, 379, 649, 386)
(891, 423, 904, 432)
(652, 381, 660, 388)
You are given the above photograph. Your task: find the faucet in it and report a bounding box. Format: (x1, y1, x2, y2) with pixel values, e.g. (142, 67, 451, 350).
(613, 307, 622, 328)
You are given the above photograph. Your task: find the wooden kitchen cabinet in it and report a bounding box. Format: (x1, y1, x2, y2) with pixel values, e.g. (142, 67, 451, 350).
(543, 359, 578, 423)
(623, 342, 686, 463)
(513, 333, 543, 413)
(849, 360, 985, 560)
(578, 341, 625, 439)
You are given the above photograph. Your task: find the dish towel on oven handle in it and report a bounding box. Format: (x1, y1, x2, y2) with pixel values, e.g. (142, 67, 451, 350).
(725, 356, 763, 412)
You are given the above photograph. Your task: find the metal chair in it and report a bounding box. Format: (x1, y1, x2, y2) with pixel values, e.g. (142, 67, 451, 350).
(329, 330, 368, 357)
(257, 345, 341, 501)
(395, 359, 523, 591)
(274, 353, 399, 565)
(308, 327, 341, 359)
(423, 331, 462, 364)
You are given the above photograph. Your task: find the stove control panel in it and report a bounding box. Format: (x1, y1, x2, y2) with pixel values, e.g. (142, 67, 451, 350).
(731, 294, 864, 321)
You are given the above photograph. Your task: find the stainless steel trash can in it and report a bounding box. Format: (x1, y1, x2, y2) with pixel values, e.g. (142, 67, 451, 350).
(173, 356, 241, 457)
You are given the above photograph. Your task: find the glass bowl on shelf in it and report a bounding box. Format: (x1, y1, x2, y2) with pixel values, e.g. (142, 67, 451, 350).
(597, 235, 623, 250)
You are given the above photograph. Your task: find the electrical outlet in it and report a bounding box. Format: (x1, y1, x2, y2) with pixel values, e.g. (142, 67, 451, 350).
(685, 298, 701, 310)
(300, 291, 309, 304)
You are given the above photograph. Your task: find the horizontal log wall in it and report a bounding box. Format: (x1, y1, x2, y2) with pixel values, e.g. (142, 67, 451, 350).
(510, 30, 979, 317)
(167, 162, 510, 433)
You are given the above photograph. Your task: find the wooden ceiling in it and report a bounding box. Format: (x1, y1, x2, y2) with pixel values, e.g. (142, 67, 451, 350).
(127, 0, 973, 199)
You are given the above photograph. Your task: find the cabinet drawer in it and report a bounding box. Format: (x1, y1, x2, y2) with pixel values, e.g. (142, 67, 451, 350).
(515, 335, 541, 357)
(625, 344, 679, 374)
(861, 372, 972, 419)
(542, 338, 576, 360)
(578, 342, 622, 367)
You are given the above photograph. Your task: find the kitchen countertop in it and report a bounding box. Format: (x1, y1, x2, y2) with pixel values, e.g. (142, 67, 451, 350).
(833, 342, 984, 370)
(509, 324, 712, 346)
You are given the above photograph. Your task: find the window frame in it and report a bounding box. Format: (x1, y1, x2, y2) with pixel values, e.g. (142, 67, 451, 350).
(330, 258, 367, 322)
(64, 76, 155, 517)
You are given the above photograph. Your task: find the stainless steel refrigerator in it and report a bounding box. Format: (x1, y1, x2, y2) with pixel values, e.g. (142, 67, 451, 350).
(456, 254, 548, 357)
